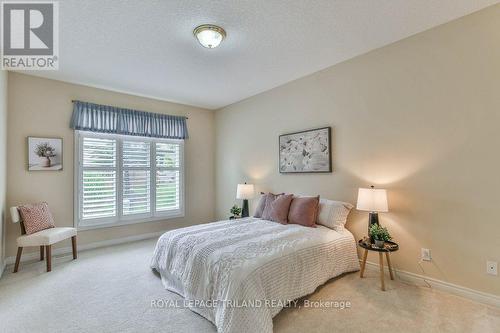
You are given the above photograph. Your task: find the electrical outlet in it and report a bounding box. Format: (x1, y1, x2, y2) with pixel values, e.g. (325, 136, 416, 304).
(421, 248, 432, 261)
(486, 261, 498, 276)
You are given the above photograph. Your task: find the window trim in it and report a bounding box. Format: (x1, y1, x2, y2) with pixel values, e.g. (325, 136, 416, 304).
(74, 130, 185, 230)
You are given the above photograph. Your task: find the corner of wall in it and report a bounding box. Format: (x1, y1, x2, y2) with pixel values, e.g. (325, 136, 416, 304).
(0, 70, 8, 277)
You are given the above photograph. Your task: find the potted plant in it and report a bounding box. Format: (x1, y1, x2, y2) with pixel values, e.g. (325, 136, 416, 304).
(35, 142, 56, 167)
(369, 224, 392, 248)
(229, 205, 242, 219)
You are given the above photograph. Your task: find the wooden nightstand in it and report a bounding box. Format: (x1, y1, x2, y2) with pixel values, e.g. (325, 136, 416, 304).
(358, 239, 399, 291)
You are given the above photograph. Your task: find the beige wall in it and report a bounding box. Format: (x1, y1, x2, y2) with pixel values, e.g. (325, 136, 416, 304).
(6, 73, 215, 258)
(215, 5, 500, 296)
(0, 71, 7, 271)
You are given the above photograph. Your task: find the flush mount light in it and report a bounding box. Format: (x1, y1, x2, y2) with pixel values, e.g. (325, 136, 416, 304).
(193, 24, 226, 49)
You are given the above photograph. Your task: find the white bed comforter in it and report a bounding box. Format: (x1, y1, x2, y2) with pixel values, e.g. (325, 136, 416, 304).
(151, 218, 359, 333)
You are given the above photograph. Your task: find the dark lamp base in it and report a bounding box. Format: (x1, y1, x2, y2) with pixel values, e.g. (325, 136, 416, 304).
(242, 199, 249, 218)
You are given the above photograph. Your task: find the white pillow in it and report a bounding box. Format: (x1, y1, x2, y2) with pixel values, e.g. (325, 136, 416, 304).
(316, 199, 354, 231)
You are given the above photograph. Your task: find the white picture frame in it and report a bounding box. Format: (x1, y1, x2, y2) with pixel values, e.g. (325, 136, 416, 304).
(28, 136, 63, 171)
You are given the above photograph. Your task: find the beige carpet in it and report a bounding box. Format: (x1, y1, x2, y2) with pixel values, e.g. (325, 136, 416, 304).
(0, 239, 498, 333)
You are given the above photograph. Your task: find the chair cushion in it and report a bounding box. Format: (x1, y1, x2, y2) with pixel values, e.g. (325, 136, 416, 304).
(17, 227, 77, 246)
(18, 202, 55, 235)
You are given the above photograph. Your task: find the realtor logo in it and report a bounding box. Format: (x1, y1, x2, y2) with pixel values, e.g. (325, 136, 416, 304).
(1, 1, 59, 70)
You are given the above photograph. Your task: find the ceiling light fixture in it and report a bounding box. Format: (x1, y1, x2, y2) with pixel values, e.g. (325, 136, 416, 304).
(193, 24, 226, 49)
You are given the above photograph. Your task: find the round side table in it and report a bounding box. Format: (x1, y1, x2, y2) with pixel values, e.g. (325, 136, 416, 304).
(358, 239, 399, 291)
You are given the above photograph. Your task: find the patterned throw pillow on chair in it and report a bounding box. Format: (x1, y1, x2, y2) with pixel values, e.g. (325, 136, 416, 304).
(18, 202, 56, 235)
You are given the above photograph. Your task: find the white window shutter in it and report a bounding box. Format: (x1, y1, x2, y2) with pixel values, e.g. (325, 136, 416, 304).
(122, 141, 151, 216)
(81, 137, 117, 219)
(156, 143, 181, 212)
(76, 132, 184, 228)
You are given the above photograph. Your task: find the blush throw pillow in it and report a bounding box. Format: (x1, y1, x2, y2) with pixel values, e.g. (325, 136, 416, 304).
(253, 192, 267, 218)
(261, 192, 284, 221)
(316, 199, 354, 231)
(269, 194, 294, 224)
(288, 196, 320, 228)
(18, 202, 56, 235)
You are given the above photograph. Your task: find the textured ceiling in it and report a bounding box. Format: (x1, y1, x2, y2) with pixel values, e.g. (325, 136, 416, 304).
(24, 0, 499, 109)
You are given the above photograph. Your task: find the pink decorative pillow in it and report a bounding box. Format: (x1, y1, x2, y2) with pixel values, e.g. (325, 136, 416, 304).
(261, 192, 284, 221)
(269, 194, 294, 224)
(253, 192, 267, 218)
(288, 196, 320, 228)
(18, 202, 55, 235)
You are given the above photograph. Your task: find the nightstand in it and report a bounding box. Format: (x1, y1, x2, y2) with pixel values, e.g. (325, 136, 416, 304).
(358, 239, 399, 291)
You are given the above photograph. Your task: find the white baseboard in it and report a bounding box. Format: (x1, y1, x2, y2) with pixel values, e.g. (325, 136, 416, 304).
(4, 231, 164, 266)
(363, 260, 500, 308)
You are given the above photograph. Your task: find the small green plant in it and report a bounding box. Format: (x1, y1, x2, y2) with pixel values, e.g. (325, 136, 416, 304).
(230, 205, 242, 217)
(369, 224, 392, 242)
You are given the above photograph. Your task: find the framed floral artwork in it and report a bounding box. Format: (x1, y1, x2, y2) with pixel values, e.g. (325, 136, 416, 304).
(28, 137, 63, 171)
(279, 127, 331, 173)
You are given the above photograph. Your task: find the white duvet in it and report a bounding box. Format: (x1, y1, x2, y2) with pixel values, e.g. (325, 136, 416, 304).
(151, 218, 360, 333)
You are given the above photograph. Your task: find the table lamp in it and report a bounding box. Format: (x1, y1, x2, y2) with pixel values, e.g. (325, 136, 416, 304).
(356, 186, 388, 238)
(236, 183, 254, 217)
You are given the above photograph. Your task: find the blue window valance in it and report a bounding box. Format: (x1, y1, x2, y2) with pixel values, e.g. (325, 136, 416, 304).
(70, 100, 188, 139)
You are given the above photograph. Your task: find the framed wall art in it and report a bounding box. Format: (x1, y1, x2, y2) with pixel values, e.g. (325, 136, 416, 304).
(279, 127, 331, 173)
(28, 136, 63, 171)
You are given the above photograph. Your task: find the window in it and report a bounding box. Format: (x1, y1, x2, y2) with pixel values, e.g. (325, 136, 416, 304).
(75, 131, 184, 229)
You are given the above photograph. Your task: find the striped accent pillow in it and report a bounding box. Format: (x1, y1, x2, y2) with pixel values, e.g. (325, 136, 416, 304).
(316, 199, 354, 231)
(18, 202, 56, 235)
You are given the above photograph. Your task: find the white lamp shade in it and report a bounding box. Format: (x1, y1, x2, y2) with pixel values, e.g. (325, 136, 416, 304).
(356, 188, 388, 212)
(236, 184, 254, 200)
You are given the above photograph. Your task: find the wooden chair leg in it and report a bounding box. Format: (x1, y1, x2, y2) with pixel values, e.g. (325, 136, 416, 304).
(360, 249, 368, 278)
(45, 245, 52, 272)
(379, 252, 385, 291)
(13, 247, 23, 273)
(385, 252, 394, 280)
(71, 236, 77, 260)
(40, 246, 44, 261)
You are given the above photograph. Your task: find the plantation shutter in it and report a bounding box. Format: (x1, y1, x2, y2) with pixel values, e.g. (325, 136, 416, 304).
(76, 131, 184, 227)
(122, 140, 151, 215)
(81, 137, 117, 220)
(155, 143, 181, 212)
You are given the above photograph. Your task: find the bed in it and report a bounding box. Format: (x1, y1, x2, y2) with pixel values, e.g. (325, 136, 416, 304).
(151, 217, 360, 333)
